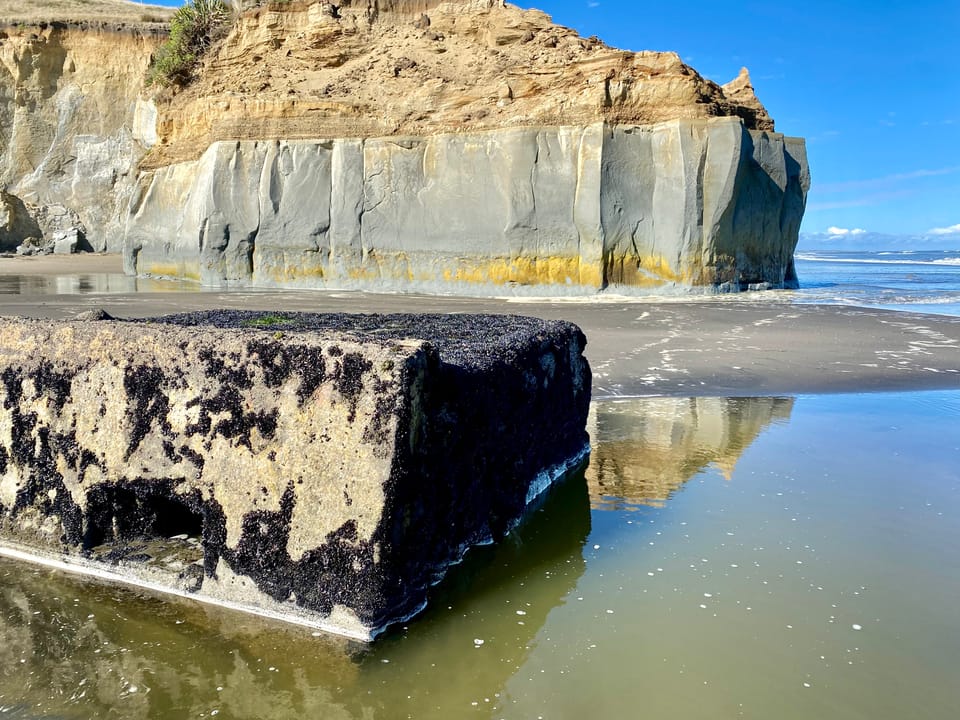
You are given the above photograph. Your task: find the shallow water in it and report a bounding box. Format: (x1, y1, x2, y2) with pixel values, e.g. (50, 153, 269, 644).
(2, 392, 958, 719)
(0, 273, 200, 296)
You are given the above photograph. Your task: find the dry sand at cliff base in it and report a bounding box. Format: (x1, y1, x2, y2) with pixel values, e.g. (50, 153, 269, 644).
(1, 254, 958, 397)
(0, 0, 173, 25)
(0, 253, 122, 274)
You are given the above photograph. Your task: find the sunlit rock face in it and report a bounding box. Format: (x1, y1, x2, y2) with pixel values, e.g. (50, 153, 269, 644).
(120, 0, 806, 293)
(0, 19, 168, 251)
(125, 118, 808, 294)
(0, 0, 807, 289)
(0, 311, 591, 640)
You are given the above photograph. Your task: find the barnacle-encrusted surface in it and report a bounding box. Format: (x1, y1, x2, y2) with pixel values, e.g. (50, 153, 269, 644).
(0, 310, 590, 639)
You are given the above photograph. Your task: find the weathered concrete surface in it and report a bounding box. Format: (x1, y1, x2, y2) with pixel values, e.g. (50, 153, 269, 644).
(0, 470, 591, 717)
(124, 117, 809, 293)
(0, 311, 591, 639)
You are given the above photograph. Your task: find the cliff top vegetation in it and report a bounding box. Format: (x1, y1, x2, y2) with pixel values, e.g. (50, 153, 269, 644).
(141, 0, 777, 168)
(0, 0, 174, 26)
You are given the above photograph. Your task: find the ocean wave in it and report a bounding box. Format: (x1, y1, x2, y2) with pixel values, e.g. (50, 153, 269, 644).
(794, 294, 960, 316)
(795, 253, 960, 267)
(883, 295, 960, 305)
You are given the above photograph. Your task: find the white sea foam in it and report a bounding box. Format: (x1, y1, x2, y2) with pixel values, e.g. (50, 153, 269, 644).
(796, 253, 960, 267)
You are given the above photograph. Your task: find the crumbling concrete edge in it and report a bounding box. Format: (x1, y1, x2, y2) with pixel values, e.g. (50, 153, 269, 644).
(525, 442, 591, 507)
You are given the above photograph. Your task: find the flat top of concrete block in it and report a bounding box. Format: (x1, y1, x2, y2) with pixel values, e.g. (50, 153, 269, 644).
(146, 311, 585, 372)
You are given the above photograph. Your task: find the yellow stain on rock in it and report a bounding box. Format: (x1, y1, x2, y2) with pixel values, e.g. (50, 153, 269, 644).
(139, 251, 723, 290)
(138, 261, 201, 283)
(328, 254, 607, 288)
(440, 256, 604, 288)
(258, 261, 327, 283)
(603, 253, 702, 288)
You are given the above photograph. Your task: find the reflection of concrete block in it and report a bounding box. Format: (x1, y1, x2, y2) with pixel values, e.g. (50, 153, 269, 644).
(0, 311, 591, 640)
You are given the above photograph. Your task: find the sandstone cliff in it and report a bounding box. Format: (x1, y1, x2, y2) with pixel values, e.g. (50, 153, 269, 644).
(0, 1, 172, 251)
(127, 119, 807, 291)
(0, 1, 809, 292)
(145, 0, 776, 169)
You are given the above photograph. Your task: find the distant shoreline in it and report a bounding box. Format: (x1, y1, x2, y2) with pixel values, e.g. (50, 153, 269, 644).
(1, 253, 957, 397)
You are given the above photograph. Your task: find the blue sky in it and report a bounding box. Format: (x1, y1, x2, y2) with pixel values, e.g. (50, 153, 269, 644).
(515, 0, 960, 245)
(149, 0, 959, 246)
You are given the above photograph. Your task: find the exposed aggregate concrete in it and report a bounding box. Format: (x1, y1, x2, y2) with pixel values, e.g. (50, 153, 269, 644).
(0, 310, 591, 639)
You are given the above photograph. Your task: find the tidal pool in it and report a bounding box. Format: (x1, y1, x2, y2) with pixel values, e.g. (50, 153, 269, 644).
(1, 391, 958, 719)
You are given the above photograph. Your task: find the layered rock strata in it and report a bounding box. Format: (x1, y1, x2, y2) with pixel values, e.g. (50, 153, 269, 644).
(0, 310, 591, 639)
(126, 117, 808, 292)
(0, 12, 169, 251)
(0, 1, 808, 290)
(148, 0, 779, 168)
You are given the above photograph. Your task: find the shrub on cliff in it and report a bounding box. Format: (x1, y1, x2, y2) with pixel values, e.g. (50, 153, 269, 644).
(147, 0, 231, 87)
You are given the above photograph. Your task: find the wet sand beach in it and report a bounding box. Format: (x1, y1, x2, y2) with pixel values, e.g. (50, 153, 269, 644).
(0, 254, 957, 397)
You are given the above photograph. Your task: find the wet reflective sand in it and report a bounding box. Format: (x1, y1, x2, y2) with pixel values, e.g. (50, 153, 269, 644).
(1, 254, 959, 396)
(3, 392, 958, 719)
(0, 272, 201, 296)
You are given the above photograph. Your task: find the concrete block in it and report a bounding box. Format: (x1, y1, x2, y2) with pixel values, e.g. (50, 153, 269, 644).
(0, 311, 591, 640)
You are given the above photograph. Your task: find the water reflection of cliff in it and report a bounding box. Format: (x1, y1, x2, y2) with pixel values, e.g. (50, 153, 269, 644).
(0, 474, 590, 719)
(0, 273, 195, 295)
(586, 397, 795, 509)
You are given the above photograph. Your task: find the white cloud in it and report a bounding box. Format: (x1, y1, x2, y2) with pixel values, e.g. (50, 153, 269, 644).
(826, 226, 867, 236)
(588, 1, 600, 6)
(928, 223, 960, 236)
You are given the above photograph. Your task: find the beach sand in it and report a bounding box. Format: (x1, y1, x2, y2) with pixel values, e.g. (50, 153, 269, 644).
(0, 254, 957, 397)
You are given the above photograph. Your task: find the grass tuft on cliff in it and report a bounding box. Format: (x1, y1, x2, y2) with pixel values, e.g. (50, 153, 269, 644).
(147, 0, 230, 87)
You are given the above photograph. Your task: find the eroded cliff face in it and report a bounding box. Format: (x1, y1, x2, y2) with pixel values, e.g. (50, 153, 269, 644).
(0, 18, 168, 251)
(124, 0, 806, 292)
(126, 117, 808, 292)
(146, 0, 776, 169)
(0, 1, 809, 291)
